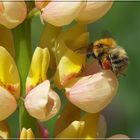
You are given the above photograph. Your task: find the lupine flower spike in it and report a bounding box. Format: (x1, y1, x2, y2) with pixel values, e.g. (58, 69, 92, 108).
(0, 1, 130, 139)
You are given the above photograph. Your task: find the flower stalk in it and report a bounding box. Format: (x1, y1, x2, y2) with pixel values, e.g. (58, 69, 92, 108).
(12, 19, 40, 137)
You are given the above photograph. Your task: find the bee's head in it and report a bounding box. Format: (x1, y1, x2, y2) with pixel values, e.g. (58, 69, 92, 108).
(93, 38, 117, 57)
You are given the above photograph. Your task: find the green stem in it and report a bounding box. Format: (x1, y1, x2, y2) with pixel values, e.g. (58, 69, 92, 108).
(12, 20, 40, 137)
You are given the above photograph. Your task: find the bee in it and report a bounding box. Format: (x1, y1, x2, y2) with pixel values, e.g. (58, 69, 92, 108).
(75, 38, 128, 77)
(87, 38, 129, 77)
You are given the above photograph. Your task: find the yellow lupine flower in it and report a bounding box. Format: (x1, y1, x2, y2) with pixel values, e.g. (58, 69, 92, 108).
(0, 47, 18, 121)
(53, 24, 88, 88)
(0, 46, 20, 98)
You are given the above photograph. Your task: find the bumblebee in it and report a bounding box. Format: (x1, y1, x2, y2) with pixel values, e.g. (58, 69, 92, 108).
(86, 38, 128, 77)
(76, 38, 128, 77)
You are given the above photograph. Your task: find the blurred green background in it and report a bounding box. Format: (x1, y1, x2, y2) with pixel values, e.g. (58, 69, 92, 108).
(88, 2, 140, 138)
(7, 1, 140, 138)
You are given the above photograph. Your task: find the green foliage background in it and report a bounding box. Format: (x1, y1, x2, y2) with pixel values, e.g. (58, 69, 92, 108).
(88, 2, 140, 138)
(7, 1, 140, 138)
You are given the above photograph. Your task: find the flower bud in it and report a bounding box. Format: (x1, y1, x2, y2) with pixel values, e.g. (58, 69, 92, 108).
(65, 70, 118, 113)
(20, 128, 35, 139)
(25, 80, 61, 121)
(26, 47, 50, 93)
(0, 1, 27, 29)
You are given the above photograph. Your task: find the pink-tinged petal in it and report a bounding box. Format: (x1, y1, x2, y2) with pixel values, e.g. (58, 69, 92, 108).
(42, 0, 85, 26)
(107, 134, 130, 139)
(76, 0, 113, 24)
(0, 86, 17, 121)
(65, 70, 118, 113)
(0, 1, 27, 29)
(25, 80, 61, 121)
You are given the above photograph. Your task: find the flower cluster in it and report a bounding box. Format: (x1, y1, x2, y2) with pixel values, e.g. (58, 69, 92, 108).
(0, 1, 129, 139)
